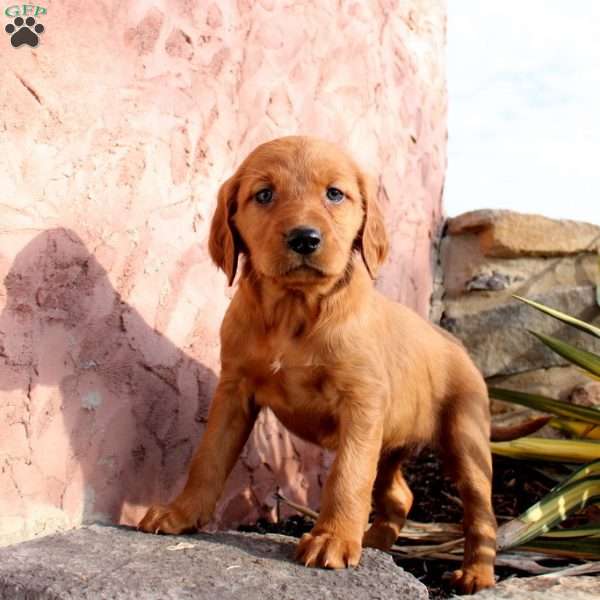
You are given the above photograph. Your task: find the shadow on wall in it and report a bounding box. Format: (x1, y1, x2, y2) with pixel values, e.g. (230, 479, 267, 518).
(0, 228, 219, 532)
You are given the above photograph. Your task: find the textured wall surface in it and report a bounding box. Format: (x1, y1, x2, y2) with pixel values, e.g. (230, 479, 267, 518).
(0, 0, 446, 545)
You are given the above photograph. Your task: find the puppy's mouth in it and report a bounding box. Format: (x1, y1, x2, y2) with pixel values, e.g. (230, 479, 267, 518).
(283, 263, 327, 278)
(281, 258, 328, 278)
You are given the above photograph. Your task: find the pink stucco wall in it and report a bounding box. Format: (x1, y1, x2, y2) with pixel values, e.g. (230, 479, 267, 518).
(0, 1, 446, 545)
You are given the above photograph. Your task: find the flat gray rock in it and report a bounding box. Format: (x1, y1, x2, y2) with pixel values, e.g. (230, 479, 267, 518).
(441, 285, 600, 377)
(0, 525, 428, 599)
(467, 575, 600, 600)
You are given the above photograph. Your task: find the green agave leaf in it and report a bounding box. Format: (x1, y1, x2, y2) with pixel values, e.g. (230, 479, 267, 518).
(488, 387, 600, 425)
(543, 460, 600, 494)
(496, 474, 600, 550)
(514, 294, 600, 339)
(549, 417, 600, 440)
(498, 462, 600, 551)
(542, 525, 600, 539)
(491, 438, 600, 463)
(529, 330, 600, 378)
(520, 537, 600, 560)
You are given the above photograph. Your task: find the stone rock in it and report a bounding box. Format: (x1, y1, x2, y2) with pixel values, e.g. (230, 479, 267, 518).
(0, 1, 446, 543)
(570, 382, 600, 407)
(467, 575, 600, 600)
(441, 286, 600, 378)
(438, 209, 600, 397)
(488, 366, 588, 409)
(441, 234, 599, 302)
(0, 525, 428, 600)
(447, 210, 600, 258)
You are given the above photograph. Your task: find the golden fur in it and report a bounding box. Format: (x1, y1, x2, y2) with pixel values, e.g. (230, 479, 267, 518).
(139, 136, 497, 594)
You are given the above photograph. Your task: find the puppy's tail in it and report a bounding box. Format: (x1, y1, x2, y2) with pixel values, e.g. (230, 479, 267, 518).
(490, 416, 551, 442)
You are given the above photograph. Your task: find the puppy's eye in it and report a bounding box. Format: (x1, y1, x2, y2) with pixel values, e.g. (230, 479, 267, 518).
(326, 187, 344, 204)
(254, 188, 273, 205)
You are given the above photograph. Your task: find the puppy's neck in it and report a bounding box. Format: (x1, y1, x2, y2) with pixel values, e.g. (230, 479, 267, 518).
(239, 254, 373, 335)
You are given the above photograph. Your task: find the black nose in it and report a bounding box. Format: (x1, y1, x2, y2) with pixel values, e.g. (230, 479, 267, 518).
(286, 227, 322, 255)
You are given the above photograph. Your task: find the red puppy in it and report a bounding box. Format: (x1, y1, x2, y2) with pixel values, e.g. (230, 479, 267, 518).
(139, 136, 497, 594)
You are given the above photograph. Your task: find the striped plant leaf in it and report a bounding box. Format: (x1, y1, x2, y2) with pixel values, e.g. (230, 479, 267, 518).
(547, 460, 600, 488)
(491, 438, 600, 463)
(496, 474, 600, 549)
(549, 417, 600, 440)
(491, 296, 600, 562)
(520, 537, 600, 560)
(514, 294, 600, 339)
(488, 387, 600, 425)
(542, 525, 600, 539)
(529, 330, 600, 378)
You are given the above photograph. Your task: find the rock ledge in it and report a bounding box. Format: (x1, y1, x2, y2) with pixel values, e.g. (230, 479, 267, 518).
(0, 525, 428, 599)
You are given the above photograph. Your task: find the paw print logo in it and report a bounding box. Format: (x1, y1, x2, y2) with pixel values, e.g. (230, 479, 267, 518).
(5, 16, 44, 48)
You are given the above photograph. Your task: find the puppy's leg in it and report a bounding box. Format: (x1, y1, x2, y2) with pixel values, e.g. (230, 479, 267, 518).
(138, 379, 257, 534)
(363, 453, 413, 550)
(296, 403, 383, 569)
(442, 393, 496, 594)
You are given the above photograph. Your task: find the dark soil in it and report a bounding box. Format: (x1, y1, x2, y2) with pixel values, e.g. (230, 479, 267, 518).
(240, 451, 570, 598)
(399, 451, 558, 598)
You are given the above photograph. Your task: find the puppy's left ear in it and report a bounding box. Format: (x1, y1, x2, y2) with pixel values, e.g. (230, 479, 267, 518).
(356, 171, 389, 279)
(209, 174, 242, 286)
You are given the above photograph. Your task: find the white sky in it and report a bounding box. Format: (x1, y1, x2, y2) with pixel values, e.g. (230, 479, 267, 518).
(445, 1, 600, 225)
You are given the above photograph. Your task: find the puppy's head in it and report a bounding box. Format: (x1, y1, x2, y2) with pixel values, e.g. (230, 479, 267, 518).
(209, 136, 388, 287)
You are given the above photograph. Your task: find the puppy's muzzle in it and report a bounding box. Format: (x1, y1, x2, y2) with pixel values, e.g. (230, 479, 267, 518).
(287, 227, 321, 255)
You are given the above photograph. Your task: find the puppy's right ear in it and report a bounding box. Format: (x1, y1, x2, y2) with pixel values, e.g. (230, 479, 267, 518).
(209, 175, 241, 286)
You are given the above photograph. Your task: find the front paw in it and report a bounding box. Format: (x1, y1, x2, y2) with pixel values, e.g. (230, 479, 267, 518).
(450, 566, 495, 595)
(137, 503, 198, 535)
(295, 531, 361, 569)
